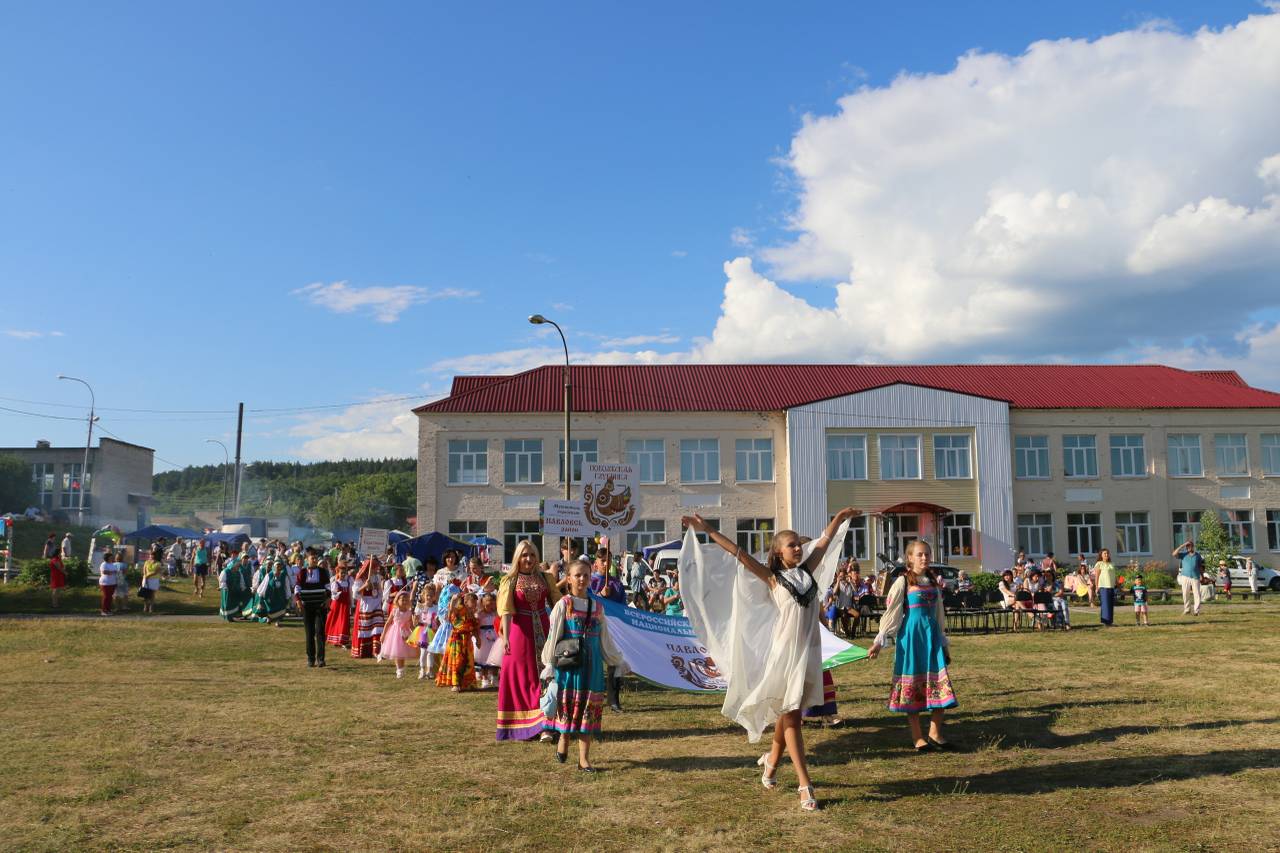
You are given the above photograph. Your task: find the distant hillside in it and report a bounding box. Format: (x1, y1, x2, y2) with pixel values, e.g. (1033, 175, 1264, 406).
(152, 458, 416, 531)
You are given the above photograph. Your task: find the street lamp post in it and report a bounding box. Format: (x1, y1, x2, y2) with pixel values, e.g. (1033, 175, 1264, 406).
(57, 374, 95, 527)
(205, 439, 230, 522)
(528, 314, 572, 501)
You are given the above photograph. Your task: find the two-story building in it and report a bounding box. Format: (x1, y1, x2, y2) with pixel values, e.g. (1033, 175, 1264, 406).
(414, 364, 1280, 572)
(1, 437, 155, 530)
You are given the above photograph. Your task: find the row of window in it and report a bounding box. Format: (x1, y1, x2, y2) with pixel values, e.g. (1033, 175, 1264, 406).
(1016, 508, 1280, 557)
(1015, 433, 1280, 480)
(30, 463, 92, 510)
(451, 517, 780, 560)
(447, 437, 776, 486)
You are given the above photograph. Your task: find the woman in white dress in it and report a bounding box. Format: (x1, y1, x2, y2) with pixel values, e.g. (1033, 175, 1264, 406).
(681, 507, 859, 812)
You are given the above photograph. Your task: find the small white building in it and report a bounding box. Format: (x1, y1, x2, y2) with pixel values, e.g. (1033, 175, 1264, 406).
(2, 437, 155, 530)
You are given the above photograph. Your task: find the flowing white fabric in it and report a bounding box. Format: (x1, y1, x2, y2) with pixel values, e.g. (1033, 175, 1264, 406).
(680, 521, 850, 742)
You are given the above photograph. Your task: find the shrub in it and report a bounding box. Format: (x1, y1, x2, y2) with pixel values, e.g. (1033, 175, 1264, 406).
(1141, 571, 1177, 590)
(971, 571, 1001, 601)
(15, 556, 92, 587)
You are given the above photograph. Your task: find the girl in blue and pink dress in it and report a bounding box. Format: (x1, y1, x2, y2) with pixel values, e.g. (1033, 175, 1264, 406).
(868, 539, 957, 751)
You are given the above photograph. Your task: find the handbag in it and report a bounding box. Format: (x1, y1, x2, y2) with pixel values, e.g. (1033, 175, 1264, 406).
(539, 679, 560, 719)
(553, 599, 593, 670)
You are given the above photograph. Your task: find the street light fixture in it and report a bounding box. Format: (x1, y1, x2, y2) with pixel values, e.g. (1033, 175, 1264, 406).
(528, 314, 572, 501)
(205, 439, 230, 522)
(57, 374, 95, 527)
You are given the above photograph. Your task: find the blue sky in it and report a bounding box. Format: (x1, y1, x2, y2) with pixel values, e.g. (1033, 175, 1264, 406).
(3, 1, 1277, 468)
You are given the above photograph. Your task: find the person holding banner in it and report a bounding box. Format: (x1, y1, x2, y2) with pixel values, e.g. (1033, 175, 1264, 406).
(496, 540, 562, 742)
(681, 507, 859, 813)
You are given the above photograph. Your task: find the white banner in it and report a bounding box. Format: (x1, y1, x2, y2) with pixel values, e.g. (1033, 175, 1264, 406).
(593, 595, 866, 693)
(580, 462, 640, 534)
(540, 499, 592, 538)
(358, 527, 389, 556)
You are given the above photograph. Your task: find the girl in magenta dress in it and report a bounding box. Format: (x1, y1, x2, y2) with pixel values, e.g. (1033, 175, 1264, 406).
(495, 541, 561, 741)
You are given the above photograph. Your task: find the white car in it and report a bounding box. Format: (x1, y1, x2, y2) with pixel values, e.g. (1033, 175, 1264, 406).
(1224, 556, 1279, 592)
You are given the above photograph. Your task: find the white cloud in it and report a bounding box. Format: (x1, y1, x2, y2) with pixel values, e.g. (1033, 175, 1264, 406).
(598, 333, 680, 347)
(671, 249, 688, 258)
(729, 227, 753, 248)
(292, 281, 477, 323)
(1128, 322, 1280, 393)
(289, 395, 431, 460)
(4, 330, 62, 339)
(689, 11, 1280, 366)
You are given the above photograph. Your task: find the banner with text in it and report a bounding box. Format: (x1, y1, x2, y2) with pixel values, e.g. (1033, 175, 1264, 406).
(541, 499, 593, 538)
(593, 595, 867, 693)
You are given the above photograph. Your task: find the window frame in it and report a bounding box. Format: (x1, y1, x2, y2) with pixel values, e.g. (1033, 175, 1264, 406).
(680, 438, 721, 485)
(735, 517, 774, 556)
(624, 438, 666, 484)
(1219, 509, 1255, 553)
(502, 519, 541, 557)
(625, 519, 667, 553)
(826, 433, 868, 481)
(1213, 433, 1250, 477)
(941, 512, 975, 558)
(1014, 435, 1050, 480)
(447, 520, 487, 539)
(933, 434, 973, 480)
(878, 434, 922, 481)
(1062, 434, 1099, 480)
(503, 438, 544, 485)
(558, 438, 599, 484)
(1267, 509, 1280, 551)
(446, 439, 489, 486)
(1016, 512, 1054, 557)
(836, 513, 870, 561)
(1114, 510, 1152, 556)
(1066, 511, 1103, 557)
(1171, 510, 1203, 547)
(1108, 434, 1147, 479)
(1167, 434, 1203, 478)
(734, 437, 774, 483)
(61, 462, 92, 510)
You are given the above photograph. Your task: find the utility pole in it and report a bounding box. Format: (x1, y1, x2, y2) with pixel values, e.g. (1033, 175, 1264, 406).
(232, 402, 244, 516)
(57, 375, 96, 527)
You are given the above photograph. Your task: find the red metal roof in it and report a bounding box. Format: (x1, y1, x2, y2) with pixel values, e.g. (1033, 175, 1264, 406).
(414, 364, 1280, 414)
(1192, 370, 1250, 388)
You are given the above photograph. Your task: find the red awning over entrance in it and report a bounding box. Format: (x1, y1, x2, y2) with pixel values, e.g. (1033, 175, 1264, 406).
(874, 501, 952, 515)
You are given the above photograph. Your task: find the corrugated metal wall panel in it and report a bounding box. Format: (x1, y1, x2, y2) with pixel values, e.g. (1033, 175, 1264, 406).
(787, 385, 1014, 570)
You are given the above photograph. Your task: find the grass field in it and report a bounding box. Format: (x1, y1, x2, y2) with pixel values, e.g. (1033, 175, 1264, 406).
(0, 577, 219, 616)
(1, 601, 1278, 852)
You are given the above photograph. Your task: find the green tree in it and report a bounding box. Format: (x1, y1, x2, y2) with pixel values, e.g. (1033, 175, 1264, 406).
(1195, 510, 1231, 571)
(0, 454, 38, 513)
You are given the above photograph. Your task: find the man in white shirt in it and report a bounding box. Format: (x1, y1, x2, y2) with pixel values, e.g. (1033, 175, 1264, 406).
(61, 533, 73, 561)
(97, 550, 121, 615)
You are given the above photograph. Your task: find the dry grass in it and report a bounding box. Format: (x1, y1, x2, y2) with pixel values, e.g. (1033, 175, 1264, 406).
(1, 602, 1278, 852)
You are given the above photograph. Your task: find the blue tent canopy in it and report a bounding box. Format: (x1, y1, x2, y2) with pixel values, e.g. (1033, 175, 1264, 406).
(641, 539, 682, 560)
(394, 532, 475, 565)
(202, 531, 251, 549)
(123, 524, 203, 541)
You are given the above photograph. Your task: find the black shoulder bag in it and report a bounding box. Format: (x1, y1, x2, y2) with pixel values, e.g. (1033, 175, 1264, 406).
(553, 598, 593, 670)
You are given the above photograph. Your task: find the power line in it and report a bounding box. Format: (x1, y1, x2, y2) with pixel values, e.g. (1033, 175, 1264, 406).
(0, 404, 88, 422)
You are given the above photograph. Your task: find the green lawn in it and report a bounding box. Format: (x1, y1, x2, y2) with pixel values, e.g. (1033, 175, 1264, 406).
(0, 577, 219, 616)
(0, 602, 1277, 852)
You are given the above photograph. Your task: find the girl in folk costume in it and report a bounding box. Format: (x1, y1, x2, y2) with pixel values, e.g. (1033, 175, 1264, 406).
(381, 591, 415, 679)
(437, 591, 481, 692)
(541, 560, 630, 772)
(324, 562, 353, 647)
(474, 591, 502, 688)
(382, 563, 408, 611)
(218, 557, 243, 622)
(414, 584, 440, 679)
(868, 539, 958, 750)
(426, 577, 460, 664)
(237, 551, 255, 614)
(350, 559, 386, 659)
(255, 560, 293, 626)
(802, 671, 842, 727)
(681, 508, 858, 812)
(241, 557, 268, 620)
(495, 540, 562, 742)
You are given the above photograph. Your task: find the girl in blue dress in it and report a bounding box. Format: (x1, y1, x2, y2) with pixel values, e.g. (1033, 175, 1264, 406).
(868, 539, 957, 751)
(540, 559, 628, 772)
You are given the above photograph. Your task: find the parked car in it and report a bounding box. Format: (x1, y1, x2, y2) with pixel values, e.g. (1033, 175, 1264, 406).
(1225, 555, 1280, 592)
(22, 507, 50, 522)
(931, 563, 961, 591)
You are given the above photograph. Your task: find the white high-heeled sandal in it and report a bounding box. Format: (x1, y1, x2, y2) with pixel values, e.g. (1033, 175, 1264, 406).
(798, 785, 817, 811)
(756, 753, 778, 789)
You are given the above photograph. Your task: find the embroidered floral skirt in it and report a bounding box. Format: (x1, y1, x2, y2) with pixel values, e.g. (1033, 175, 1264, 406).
(888, 609, 957, 713)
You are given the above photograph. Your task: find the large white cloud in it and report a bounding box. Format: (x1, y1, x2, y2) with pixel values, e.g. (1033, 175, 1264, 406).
(694, 11, 1280, 373)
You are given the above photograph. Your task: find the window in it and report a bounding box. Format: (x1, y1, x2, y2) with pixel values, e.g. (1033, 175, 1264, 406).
(446, 439, 487, 485)
(447, 521, 487, 539)
(503, 439, 543, 484)
(1268, 510, 1280, 551)
(736, 518, 774, 556)
(838, 514, 869, 560)
(826, 434, 867, 480)
(1171, 510, 1203, 546)
(878, 434, 921, 480)
(933, 435, 972, 479)
(502, 520, 541, 557)
(31, 463, 54, 509)
(1066, 512, 1102, 557)
(558, 438, 598, 483)
(941, 513, 974, 558)
(1214, 433, 1249, 476)
(625, 439, 665, 483)
(1017, 513, 1054, 557)
(680, 438, 720, 484)
(1114, 511, 1151, 556)
(1014, 435, 1050, 479)
(1063, 435, 1098, 479)
(1263, 435, 1280, 476)
(735, 438, 774, 482)
(1219, 509, 1255, 552)
(626, 519, 666, 553)
(1109, 434, 1146, 478)
(1168, 434, 1203, 477)
(693, 517, 720, 545)
(61, 463, 91, 510)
